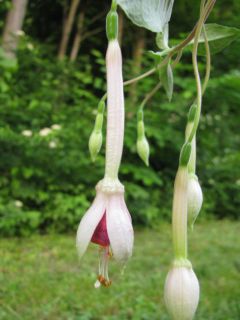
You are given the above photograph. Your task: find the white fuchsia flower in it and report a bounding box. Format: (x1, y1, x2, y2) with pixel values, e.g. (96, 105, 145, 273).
(76, 21, 134, 287)
(164, 261, 200, 320)
(76, 178, 133, 288)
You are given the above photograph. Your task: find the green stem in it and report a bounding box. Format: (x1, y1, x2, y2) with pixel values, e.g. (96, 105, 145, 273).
(202, 25, 211, 94)
(111, 0, 117, 10)
(186, 0, 214, 143)
(172, 166, 189, 259)
(139, 82, 162, 111)
(172, 0, 216, 260)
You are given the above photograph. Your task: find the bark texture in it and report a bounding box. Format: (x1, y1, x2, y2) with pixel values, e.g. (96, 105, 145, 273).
(2, 0, 28, 59)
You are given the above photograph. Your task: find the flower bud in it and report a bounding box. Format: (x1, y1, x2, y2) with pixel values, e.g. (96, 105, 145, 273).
(106, 9, 118, 41)
(89, 129, 103, 162)
(187, 174, 203, 228)
(137, 120, 149, 166)
(137, 135, 150, 166)
(164, 263, 200, 320)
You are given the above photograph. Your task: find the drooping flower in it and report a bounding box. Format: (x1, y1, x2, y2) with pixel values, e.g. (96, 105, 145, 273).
(76, 11, 133, 287)
(164, 260, 200, 320)
(76, 178, 133, 287)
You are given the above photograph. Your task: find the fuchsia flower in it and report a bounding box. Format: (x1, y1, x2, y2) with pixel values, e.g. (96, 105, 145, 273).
(76, 38, 134, 287)
(76, 179, 133, 288)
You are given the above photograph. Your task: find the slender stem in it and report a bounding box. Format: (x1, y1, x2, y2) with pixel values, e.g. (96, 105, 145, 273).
(139, 82, 162, 111)
(100, 0, 214, 110)
(172, 0, 216, 260)
(186, 0, 215, 143)
(185, 121, 196, 174)
(111, 0, 117, 10)
(172, 49, 183, 68)
(172, 166, 189, 259)
(124, 68, 157, 86)
(202, 25, 211, 94)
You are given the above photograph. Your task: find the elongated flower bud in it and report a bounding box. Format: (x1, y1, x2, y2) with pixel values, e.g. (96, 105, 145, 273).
(137, 113, 149, 166)
(89, 107, 104, 162)
(187, 174, 203, 228)
(164, 262, 200, 320)
(137, 135, 149, 166)
(89, 128, 103, 162)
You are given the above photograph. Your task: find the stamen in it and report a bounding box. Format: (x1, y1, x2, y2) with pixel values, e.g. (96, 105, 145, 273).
(94, 246, 112, 288)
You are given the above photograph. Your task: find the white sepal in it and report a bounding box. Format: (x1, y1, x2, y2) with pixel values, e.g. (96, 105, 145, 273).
(106, 193, 134, 263)
(164, 265, 200, 320)
(76, 192, 106, 258)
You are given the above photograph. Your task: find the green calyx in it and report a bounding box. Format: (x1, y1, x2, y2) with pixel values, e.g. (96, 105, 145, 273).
(188, 104, 197, 122)
(179, 143, 192, 167)
(97, 100, 105, 114)
(106, 9, 118, 41)
(172, 258, 192, 269)
(137, 109, 144, 122)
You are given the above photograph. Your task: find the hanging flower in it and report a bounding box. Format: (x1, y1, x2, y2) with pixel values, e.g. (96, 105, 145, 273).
(76, 8, 133, 288)
(77, 178, 133, 288)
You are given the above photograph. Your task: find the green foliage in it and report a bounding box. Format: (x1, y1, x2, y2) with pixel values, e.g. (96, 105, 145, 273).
(191, 23, 240, 55)
(0, 0, 239, 235)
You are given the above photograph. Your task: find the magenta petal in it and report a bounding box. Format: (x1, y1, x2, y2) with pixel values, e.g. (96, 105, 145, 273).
(91, 212, 110, 247)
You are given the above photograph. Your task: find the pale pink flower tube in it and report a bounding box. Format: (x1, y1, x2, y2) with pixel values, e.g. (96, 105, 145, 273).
(105, 39, 124, 179)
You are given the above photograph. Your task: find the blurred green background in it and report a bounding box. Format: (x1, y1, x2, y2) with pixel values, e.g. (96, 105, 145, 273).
(0, 0, 239, 319)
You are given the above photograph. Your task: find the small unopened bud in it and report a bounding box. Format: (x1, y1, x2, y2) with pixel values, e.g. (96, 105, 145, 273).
(89, 130, 102, 162)
(164, 262, 200, 320)
(137, 120, 149, 166)
(137, 135, 150, 166)
(187, 174, 203, 228)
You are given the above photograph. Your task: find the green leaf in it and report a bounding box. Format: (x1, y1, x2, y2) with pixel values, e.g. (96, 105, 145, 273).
(159, 62, 174, 101)
(192, 23, 240, 56)
(150, 24, 240, 59)
(116, 0, 174, 32)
